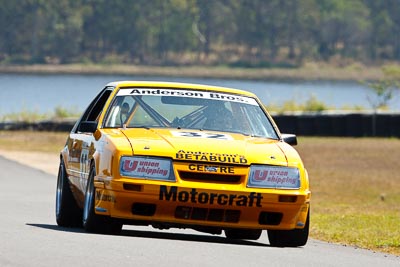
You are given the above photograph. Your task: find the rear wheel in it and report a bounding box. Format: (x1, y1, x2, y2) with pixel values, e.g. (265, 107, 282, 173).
(56, 159, 82, 227)
(82, 165, 122, 234)
(267, 210, 310, 247)
(224, 229, 262, 240)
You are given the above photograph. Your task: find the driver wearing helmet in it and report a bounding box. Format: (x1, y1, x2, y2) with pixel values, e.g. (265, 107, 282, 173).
(203, 102, 234, 131)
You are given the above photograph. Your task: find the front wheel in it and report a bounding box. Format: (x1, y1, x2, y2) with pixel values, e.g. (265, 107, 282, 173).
(267, 210, 310, 247)
(56, 159, 81, 227)
(82, 165, 122, 234)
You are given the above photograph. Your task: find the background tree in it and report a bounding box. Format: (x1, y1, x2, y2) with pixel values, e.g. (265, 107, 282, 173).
(0, 0, 400, 65)
(363, 65, 400, 135)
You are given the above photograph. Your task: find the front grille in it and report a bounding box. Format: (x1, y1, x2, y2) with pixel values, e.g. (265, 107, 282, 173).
(175, 206, 240, 223)
(179, 171, 241, 183)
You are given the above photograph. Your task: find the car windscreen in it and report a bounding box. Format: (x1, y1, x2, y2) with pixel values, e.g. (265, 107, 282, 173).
(103, 87, 279, 139)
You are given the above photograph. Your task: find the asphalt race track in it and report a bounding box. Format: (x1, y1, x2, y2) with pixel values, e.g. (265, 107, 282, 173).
(0, 156, 398, 267)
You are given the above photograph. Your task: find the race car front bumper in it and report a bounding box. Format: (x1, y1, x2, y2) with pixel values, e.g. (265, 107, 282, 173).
(93, 179, 310, 230)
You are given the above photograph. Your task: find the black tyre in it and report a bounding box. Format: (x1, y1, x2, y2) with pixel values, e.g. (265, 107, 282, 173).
(56, 159, 82, 227)
(267, 210, 310, 247)
(225, 229, 262, 240)
(82, 165, 122, 234)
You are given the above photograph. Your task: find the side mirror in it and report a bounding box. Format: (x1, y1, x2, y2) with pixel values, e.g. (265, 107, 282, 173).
(78, 121, 98, 133)
(281, 133, 297, 146)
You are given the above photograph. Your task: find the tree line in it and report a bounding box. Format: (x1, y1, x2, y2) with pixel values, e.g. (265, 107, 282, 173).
(1, 0, 400, 66)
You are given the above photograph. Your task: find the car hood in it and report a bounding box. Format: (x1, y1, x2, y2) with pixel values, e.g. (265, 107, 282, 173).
(121, 128, 301, 166)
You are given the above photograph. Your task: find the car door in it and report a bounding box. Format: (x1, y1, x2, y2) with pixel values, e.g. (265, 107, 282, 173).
(66, 87, 114, 201)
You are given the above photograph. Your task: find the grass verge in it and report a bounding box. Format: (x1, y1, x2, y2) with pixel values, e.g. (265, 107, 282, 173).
(296, 137, 400, 255)
(0, 131, 66, 153)
(0, 62, 385, 81)
(0, 131, 399, 255)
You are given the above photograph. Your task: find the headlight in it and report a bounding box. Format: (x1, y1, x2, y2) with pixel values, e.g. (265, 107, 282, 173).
(247, 165, 300, 189)
(120, 156, 175, 181)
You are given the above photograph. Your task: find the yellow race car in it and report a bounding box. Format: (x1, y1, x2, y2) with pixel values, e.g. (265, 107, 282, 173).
(56, 81, 310, 247)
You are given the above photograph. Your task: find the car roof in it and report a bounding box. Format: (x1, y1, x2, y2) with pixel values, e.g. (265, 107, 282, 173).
(105, 81, 257, 98)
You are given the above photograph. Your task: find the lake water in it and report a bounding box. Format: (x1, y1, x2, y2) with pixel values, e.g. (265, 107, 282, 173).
(0, 73, 399, 116)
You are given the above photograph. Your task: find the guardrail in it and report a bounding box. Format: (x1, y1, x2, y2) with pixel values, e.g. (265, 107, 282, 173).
(1, 112, 399, 137)
(273, 111, 400, 137)
(0, 119, 76, 132)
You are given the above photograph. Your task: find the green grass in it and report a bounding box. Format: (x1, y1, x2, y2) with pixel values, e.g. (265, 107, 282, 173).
(312, 213, 400, 251)
(267, 94, 335, 113)
(296, 137, 400, 255)
(0, 105, 81, 122)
